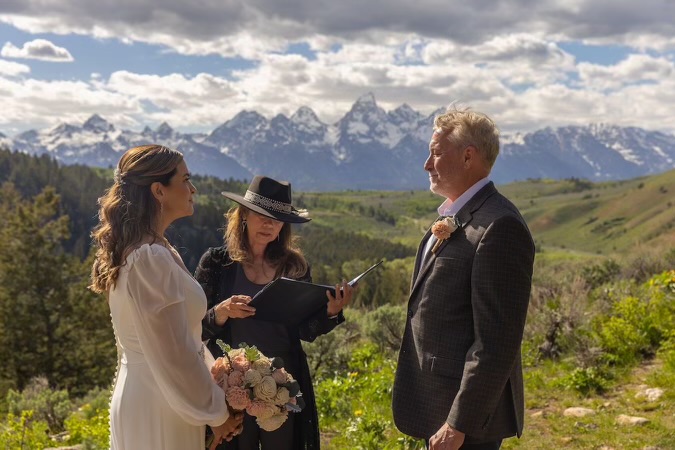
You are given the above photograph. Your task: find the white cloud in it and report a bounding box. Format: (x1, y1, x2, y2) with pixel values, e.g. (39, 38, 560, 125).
(578, 54, 674, 91)
(0, 58, 30, 76)
(1, 39, 74, 61)
(1, 35, 675, 136)
(0, 1, 673, 136)
(1, 0, 675, 58)
(0, 76, 139, 134)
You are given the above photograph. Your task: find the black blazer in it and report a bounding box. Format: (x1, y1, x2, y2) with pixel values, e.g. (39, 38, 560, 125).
(392, 182, 535, 443)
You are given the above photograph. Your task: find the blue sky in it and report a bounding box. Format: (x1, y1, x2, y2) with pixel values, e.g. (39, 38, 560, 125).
(1, 0, 674, 135)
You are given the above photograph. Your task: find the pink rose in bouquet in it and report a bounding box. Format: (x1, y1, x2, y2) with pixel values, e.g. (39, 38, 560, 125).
(225, 386, 251, 410)
(231, 353, 251, 372)
(211, 340, 305, 432)
(227, 370, 245, 388)
(246, 398, 277, 420)
(211, 358, 230, 388)
(271, 367, 290, 385)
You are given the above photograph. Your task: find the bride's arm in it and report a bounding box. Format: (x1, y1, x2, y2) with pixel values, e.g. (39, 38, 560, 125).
(127, 245, 228, 427)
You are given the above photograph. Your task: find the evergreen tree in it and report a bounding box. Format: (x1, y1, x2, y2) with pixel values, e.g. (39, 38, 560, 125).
(0, 183, 115, 398)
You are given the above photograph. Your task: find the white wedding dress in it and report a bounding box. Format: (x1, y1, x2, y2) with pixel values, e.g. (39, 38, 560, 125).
(109, 244, 228, 449)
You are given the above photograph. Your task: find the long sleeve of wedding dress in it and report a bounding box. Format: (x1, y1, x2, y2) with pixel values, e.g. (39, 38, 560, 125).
(124, 244, 228, 427)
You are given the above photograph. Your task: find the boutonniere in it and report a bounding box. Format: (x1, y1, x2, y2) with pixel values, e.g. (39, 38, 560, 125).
(431, 216, 459, 253)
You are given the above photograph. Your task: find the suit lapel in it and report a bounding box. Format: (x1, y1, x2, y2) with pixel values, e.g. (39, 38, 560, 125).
(409, 182, 498, 299)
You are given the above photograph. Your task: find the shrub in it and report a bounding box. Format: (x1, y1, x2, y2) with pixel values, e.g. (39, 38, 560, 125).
(596, 271, 675, 366)
(581, 259, 621, 289)
(64, 401, 109, 449)
(304, 309, 362, 380)
(6, 376, 72, 433)
(597, 296, 655, 365)
(0, 410, 51, 449)
(557, 367, 609, 396)
(363, 304, 406, 354)
(344, 414, 389, 449)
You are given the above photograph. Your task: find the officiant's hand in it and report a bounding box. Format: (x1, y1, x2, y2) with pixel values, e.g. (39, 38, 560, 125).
(326, 280, 354, 316)
(214, 295, 255, 325)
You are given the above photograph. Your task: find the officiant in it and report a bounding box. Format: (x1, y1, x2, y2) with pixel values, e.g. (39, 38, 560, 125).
(196, 175, 353, 450)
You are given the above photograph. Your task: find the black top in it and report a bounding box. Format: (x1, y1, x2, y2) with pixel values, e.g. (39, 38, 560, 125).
(229, 265, 293, 367)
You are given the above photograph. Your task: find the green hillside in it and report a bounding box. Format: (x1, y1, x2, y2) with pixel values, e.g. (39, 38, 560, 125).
(505, 172, 675, 254)
(297, 169, 675, 257)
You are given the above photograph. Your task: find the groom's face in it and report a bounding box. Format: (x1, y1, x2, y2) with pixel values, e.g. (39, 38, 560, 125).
(424, 131, 466, 200)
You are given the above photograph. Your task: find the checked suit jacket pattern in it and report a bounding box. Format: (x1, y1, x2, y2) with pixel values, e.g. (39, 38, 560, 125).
(392, 182, 535, 444)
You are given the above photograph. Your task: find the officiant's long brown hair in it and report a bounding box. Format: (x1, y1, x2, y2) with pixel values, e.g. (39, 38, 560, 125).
(224, 205, 308, 279)
(89, 145, 183, 294)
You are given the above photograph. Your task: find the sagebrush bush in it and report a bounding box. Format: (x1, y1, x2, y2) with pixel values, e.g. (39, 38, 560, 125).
(363, 304, 406, 354)
(6, 376, 72, 433)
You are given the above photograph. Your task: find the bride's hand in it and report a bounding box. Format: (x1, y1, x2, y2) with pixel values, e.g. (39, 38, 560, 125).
(326, 280, 354, 316)
(209, 412, 244, 449)
(214, 295, 255, 325)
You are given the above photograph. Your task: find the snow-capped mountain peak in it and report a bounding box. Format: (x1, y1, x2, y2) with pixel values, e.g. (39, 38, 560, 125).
(3, 95, 675, 190)
(83, 114, 114, 133)
(290, 106, 326, 135)
(156, 122, 174, 138)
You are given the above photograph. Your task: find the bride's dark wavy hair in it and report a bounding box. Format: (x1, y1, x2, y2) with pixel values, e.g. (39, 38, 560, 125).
(90, 145, 183, 294)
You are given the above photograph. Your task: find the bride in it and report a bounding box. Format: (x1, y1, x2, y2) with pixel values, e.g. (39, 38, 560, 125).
(90, 145, 243, 450)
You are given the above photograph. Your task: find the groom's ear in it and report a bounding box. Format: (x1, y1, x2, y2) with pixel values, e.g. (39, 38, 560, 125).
(464, 145, 489, 173)
(463, 145, 477, 167)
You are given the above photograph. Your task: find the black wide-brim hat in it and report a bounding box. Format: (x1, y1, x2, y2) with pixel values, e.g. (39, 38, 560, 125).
(221, 175, 311, 223)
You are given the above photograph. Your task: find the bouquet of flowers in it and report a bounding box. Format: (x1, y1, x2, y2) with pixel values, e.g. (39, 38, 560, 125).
(210, 339, 304, 432)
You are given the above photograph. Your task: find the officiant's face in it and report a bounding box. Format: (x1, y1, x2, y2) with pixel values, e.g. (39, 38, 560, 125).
(245, 210, 284, 247)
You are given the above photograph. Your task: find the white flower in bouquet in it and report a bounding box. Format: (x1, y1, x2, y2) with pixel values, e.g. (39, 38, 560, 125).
(257, 410, 289, 432)
(253, 376, 277, 402)
(246, 398, 278, 420)
(244, 368, 263, 386)
(273, 387, 290, 406)
(252, 357, 273, 375)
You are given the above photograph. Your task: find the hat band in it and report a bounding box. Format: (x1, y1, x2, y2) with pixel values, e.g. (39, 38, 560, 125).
(244, 190, 293, 214)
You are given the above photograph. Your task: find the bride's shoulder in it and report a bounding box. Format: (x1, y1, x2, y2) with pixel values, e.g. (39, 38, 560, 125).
(123, 242, 173, 267)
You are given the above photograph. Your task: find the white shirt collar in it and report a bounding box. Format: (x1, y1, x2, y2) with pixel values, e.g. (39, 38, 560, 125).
(437, 177, 491, 217)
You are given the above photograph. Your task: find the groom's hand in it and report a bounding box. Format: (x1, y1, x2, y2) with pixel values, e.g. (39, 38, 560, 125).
(429, 422, 465, 450)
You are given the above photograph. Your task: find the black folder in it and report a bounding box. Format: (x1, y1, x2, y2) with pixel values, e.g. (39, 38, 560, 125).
(249, 260, 382, 326)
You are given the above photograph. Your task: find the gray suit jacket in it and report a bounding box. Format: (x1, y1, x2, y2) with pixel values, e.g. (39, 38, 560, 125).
(392, 182, 535, 443)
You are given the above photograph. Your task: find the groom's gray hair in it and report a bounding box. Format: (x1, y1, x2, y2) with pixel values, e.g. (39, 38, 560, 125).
(434, 105, 500, 169)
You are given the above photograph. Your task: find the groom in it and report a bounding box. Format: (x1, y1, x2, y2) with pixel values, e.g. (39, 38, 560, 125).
(392, 107, 535, 450)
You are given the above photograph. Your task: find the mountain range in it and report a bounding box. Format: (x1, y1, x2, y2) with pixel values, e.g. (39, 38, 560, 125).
(2, 93, 674, 190)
